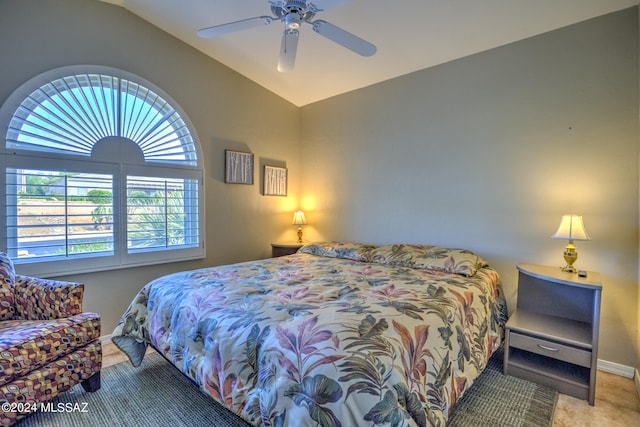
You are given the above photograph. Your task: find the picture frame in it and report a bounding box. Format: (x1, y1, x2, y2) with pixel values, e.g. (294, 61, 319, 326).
(264, 166, 287, 196)
(225, 150, 254, 184)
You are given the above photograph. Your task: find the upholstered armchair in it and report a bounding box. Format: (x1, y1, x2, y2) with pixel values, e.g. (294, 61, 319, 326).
(0, 252, 102, 426)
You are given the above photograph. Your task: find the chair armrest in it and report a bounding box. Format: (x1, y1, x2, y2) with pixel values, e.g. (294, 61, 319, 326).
(14, 275, 84, 320)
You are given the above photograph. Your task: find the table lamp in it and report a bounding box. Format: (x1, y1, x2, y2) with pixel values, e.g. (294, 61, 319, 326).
(551, 214, 590, 273)
(292, 210, 306, 243)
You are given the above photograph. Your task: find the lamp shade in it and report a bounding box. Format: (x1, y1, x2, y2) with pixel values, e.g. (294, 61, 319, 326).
(292, 210, 307, 226)
(551, 215, 591, 241)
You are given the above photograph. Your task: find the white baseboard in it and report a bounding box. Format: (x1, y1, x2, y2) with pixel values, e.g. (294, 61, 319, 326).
(100, 334, 113, 345)
(597, 358, 635, 378)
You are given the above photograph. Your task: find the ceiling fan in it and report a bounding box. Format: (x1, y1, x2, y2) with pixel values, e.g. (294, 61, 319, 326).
(197, 0, 376, 72)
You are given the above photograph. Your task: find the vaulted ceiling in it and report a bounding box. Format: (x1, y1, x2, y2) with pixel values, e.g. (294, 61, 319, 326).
(101, 0, 639, 106)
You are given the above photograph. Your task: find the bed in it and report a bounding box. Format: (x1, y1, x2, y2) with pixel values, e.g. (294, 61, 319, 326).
(112, 242, 508, 427)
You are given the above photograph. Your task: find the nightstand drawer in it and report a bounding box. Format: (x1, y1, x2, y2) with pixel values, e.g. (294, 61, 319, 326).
(509, 331, 591, 367)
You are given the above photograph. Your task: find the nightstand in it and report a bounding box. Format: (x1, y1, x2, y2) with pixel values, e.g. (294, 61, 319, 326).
(504, 264, 602, 405)
(271, 243, 303, 257)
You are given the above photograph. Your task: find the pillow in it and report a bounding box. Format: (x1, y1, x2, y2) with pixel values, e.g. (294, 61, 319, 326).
(368, 244, 486, 277)
(0, 252, 16, 320)
(298, 242, 377, 263)
(299, 242, 486, 277)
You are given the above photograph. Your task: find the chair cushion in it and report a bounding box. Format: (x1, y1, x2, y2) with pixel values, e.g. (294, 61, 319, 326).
(0, 341, 101, 426)
(0, 312, 101, 387)
(0, 253, 15, 321)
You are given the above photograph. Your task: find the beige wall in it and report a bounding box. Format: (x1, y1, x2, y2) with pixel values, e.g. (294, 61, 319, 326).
(300, 9, 639, 367)
(0, 0, 302, 333)
(637, 5, 640, 381)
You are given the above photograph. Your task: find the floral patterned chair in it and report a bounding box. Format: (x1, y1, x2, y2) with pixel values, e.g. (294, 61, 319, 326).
(0, 252, 102, 425)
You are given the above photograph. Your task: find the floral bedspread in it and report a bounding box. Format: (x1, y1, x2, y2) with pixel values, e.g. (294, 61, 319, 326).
(112, 242, 507, 427)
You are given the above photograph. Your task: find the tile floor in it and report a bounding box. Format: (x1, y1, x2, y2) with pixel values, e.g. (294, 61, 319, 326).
(553, 369, 640, 427)
(102, 342, 640, 426)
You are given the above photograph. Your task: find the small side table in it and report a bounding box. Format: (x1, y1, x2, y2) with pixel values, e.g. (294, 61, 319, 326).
(504, 263, 602, 405)
(271, 243, 303, 258)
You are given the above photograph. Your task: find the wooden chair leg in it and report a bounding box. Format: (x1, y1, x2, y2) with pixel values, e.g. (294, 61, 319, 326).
(81, 372, 101, 392)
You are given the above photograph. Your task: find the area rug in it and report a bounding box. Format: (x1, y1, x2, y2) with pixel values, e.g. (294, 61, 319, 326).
(447, 349, 558, 427)
(17, 348, 557, 427)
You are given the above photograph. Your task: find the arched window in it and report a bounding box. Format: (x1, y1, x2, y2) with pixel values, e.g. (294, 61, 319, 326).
(0, 66, 204, 276)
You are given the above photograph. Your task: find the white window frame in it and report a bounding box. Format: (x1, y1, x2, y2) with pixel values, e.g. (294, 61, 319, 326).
(0, 65, 205, 277)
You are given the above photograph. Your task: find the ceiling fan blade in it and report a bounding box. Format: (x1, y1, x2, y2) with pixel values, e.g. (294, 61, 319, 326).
(278, 29, 299, 72)
(197, 16, 273, 38)
(312, 20, 376, 57)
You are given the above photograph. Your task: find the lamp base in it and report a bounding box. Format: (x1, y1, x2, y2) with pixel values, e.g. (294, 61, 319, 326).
(561, 244, 578, 273)
(296, 226, 303, 244)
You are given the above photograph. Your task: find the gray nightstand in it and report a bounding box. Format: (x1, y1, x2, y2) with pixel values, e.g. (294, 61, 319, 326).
(504, 264, 602, 405)
(271, 243, 303, 257)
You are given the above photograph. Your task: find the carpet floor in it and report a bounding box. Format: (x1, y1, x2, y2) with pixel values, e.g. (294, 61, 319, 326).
(17, 348, 557, 427)
(447, 350, 558, 426)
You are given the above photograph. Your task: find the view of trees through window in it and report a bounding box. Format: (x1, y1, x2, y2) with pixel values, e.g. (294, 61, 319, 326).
(7, 170, 197, 260)
(127, 176, 198, 252)
(8, 169, 114, 259)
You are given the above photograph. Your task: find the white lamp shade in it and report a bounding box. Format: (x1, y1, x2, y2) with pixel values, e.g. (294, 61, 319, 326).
(292, 210, 307, 225)
(551, 215, 591, 241)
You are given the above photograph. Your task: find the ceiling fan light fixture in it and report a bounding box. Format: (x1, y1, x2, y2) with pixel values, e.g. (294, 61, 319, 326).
(285, 13, 302, 29)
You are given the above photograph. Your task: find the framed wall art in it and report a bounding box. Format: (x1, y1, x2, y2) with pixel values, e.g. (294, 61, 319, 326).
(225, 150, 254, 184)
(264, 166, 287, 196)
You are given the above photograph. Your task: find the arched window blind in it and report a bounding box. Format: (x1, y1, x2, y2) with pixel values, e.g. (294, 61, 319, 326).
(6, 73, 197, 164)
(0, 66, 204, 276)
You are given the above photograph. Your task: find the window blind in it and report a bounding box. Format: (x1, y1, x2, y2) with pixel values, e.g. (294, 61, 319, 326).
(126, 176, 199, 252)
(6, 169, 114, 260)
